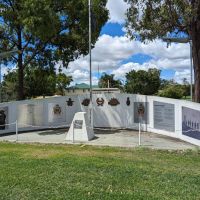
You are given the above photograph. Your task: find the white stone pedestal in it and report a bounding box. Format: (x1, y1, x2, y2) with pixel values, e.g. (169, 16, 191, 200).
(65, 112, 95, 142)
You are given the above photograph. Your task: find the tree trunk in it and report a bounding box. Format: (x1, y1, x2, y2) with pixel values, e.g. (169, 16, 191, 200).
(191, 15, 200, 102)
(17, 27, 24, 100)
(18, 55, 24, 100)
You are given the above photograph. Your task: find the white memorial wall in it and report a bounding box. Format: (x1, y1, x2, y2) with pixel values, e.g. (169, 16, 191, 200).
(0, 94, 199, 146)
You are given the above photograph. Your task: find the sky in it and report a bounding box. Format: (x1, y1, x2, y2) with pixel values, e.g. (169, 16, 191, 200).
(1, 0, 191, 85)
(66, 0, 191, 85)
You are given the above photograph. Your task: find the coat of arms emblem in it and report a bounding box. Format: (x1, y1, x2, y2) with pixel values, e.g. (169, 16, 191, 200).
(53, 104, 62, 115)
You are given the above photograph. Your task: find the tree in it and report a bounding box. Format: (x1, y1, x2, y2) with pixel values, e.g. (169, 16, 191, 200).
(159, 79, 176, 90)
(1, 66, 73, 100)
(182, 78, 190, 98)
(98, 73, 123, 89)
(158, 85, 184, 99)
(1, 70, 18, 101)
(125, 68, 161, 95)
(0, 0, 108, 100)
(24, 65, 57, 98)
(56, 73, 73, 96)
(125, 0, 200, 102)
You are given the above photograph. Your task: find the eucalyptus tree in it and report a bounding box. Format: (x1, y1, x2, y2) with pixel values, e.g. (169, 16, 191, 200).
(125, 0, 200, 102)
(125, 68, 161, 95)
(0, 0, 108, 100)
(98, 73, 123, 89)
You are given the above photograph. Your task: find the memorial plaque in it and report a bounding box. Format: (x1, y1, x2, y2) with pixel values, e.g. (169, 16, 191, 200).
(154, 101, 175, 132)
(0, 107, 8, 130)
(182, 107, 200, 140)
(48, 103, 66, 123)
(17, 104, 43, 128)
(74, 120, 83, 129)
(134, 102, 149, 124)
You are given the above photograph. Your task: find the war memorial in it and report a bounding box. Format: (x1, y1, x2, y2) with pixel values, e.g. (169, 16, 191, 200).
(0, 93, 199, 148)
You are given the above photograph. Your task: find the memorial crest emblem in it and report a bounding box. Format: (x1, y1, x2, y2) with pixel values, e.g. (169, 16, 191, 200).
(126, 97, 130, 106)
(53, 104, 62, 115)
(137, 103, 145, 117)
(66, 98, 74, 106)
(96, 98, 104, 106)
(82, 98, 90, 106)
(108, 98, 120, 106)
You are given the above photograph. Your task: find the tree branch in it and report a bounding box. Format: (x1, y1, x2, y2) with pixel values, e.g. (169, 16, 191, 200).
(22, 36, 32, 52)
(23, 41, 48, 68)
(11, 55, 17, 61)
(23, 27, 67, 68)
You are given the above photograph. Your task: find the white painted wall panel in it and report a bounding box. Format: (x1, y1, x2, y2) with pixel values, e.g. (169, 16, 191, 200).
(0, 94, 199, 146)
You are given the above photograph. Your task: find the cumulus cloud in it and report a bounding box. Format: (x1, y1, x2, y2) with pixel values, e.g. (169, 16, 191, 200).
(112, 62, 158, 80)
(68, 34, 140, 72)
(53, 0, 191, 85)
(67, 33, 190, 84)
(106, 0, 129, 24)
(174, 70, 192, 84)
(62, 0, 191, 85)
(0, 64, 17, 80)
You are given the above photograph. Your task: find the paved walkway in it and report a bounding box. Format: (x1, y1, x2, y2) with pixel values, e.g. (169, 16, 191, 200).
(0, 128, 197, 150)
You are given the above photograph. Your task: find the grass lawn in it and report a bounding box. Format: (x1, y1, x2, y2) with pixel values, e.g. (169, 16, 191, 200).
(181, 96, 192, 101)
(0, 143, 200, 200)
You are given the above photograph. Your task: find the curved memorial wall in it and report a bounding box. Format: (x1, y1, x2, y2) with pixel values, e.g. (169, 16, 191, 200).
(0, 94, 199, 146)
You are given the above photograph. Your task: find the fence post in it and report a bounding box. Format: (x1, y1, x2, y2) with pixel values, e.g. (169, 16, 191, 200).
(139, 117, 141, 146)
(72, 121, 75, 144)
(16, 120, 18, 142)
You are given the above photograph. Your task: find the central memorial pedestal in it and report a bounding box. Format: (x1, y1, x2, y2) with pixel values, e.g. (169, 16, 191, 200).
(65, 112, 95, 142)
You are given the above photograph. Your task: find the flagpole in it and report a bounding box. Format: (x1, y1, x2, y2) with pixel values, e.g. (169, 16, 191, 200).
(89, 0, 93, 127)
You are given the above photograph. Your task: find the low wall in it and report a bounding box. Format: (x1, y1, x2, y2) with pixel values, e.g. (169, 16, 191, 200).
(0, 94, 199, 146)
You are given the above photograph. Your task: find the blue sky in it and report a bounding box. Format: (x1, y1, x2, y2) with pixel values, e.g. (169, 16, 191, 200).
(1, 0, 191, 85)
(65, 0, 191, 85)
(101, 22, 176, 80)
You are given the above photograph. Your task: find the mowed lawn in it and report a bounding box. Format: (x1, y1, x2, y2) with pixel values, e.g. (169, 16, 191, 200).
(0, 143, 200, 200)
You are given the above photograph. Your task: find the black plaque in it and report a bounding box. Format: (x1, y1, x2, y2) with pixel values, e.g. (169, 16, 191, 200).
(0, 107, 8, 130)
(154, 101, 175, 132)
(74, 120, 83, 129)
(134, 102, 148, 124)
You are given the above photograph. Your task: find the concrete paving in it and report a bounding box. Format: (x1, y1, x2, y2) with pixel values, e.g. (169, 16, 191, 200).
(0, 128, 197, 150)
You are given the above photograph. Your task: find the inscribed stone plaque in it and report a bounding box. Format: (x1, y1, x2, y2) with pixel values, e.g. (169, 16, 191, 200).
(182, 107, 200, 140)
(74, 120, 83, 129)
(154, 101, 175, 132)
(134, 102, 149, 124)
(17, 104, 43, 128)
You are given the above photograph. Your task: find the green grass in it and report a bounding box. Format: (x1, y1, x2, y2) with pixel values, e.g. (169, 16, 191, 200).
(0, 143, 200, 200)
(181, 96, 192, 101)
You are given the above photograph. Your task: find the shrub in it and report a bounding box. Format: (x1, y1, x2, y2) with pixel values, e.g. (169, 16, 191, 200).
(158, 85, 184, 99)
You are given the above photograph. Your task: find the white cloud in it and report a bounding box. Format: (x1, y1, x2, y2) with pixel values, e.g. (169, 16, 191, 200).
(68, 0, 191, 86)
(66, 69, 98, 85)
(174, 70, 192, 84)
(140, 41, 190, 60)
(106, 0, 129, 24)
(1, 64, 17, 80)
(112, 62, 158, 80)
(67, 33, 190, 84)
(67, 34, 140, 73)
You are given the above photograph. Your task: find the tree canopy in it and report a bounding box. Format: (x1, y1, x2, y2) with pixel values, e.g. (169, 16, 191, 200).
(0, 0, 108, 100)
(158, 85, 184, 99)
(125, 0, 200, 102)
(1, 66, 73, 101)
(98, 73, 123, 89)
(125, 68, 161, 95)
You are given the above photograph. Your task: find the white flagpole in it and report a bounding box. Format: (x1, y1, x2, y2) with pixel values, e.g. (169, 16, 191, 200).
(88, 0, 93, 127)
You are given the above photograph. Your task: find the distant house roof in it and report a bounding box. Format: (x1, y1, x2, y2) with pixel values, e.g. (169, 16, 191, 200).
(68, 83, 99, 89)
